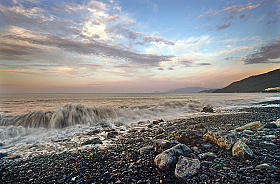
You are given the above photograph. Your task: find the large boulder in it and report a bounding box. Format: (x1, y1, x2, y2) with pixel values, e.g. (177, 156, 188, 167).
(203, 130, 237, 150)
(232, 139, 253, 158)
(235, 121, 262, 132)
(152, 139, 180, 153)
(154, 144, 192, 171)
(201, 105, 214, 113)
(175, 156, 201, 180)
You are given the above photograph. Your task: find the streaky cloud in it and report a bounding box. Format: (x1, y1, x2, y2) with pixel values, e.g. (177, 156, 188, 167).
(243, 41, 280, 64)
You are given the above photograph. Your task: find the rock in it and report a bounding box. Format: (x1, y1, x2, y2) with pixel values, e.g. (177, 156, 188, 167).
(273, 118, 280, 127)
(174, 156, 201, 180)
(86, 130, 100, 135)
(264, 123, 277, 129)
(201, 105, 214, 113)
(5, 155, 21, 160)
(0, 153, 7, 159)
(189, 123, 205, 130)
(139, 146, 154, 155)
(153, 119, 164, 125)
(203, 130, 237, 149)
(242, 130, 254, 135)
(232, 139, 253, 158)
(191, 146, 200, 153)
(200, 174, 209, 181)
(198, 152, 217, 161)
(255, 163, 277, 171)
(201, 144, 212, 149)
(235, 121, 262, 132)
(152, 139, 179, 153)
(259, 141, 277, 151)
(81, 138, 102, 145)
(174, 129, 206, 145)
(106, 131, 118, 138)
(201, 161, 213, 167)
(154, 144, 192, 171)
(262, 135, 277, 140)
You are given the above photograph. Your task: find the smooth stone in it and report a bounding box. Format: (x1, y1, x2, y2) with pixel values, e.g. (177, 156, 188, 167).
(200, 174, 209, 181)
(242, 130, 254, 135)
(264, 123, 277, 129)
(5, 155, 21, 160)
(154, 144, 192, 171)
(139, 146, 154, 155)
(106, 131, 118, 138)
(0, 152, 7, 159)
(232, 139, 253, 158)
(201, 161, 213, 167)
(235, 121, 263, 132)
(203, 130, 237, 150)
(198, 152, 217, 161)
(152, 139, 180, 153)
(259, 141, 277, 150)
(81, 138, 102, 145)
(201, 144, 212, 149)
(175, 156, 201, 180)
(153, 119, 164, 125)
(255, 163, 276, 171)
(191, 146, 200, 153)
(262, 135, 276, 140)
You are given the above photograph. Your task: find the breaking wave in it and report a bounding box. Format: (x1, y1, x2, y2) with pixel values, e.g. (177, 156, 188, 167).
(0, 102, 202, 129)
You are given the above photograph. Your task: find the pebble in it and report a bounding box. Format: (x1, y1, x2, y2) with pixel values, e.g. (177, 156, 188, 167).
(255, 163, 277, 171)
(259, 141, 277, 151)
(0, 105, 279, 184)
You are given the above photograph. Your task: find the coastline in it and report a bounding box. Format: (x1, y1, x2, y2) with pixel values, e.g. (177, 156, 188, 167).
(0, 102, 280, 183)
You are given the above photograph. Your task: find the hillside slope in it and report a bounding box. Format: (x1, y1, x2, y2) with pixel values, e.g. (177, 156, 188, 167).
(214, 69, 280, 93)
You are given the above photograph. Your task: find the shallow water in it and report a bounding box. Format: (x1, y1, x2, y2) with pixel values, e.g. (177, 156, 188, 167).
(0, 93, 279, 159)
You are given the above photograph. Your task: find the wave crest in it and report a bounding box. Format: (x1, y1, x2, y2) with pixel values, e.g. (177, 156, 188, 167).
(1, 104, 126, 128)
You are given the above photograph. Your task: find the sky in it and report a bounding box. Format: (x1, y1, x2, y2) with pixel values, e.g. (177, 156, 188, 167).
(0, 0, 279, 93)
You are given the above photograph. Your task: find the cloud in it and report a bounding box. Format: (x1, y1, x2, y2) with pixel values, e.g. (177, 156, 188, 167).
(239, 14, 251, 19)
(223, 2, 261, 14)
(78, 63, 102, 67)
(198, 63, 211, 66)
(143, 35, 175, 45)
(101, 14, 120, 22)
(243, 41, 280, 64)
(0, 0, 176, 70)
(217, 23, 232, 30)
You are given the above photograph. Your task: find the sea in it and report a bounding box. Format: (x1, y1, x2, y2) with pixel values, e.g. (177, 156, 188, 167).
(0, 93, 279, 159)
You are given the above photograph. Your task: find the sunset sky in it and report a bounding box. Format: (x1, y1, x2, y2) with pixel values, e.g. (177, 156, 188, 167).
(0, 0, 279, 93)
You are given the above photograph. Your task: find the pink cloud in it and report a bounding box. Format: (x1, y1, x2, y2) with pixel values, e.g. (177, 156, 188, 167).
(224, 2, 262, 14)
(101, 14, 120, 22)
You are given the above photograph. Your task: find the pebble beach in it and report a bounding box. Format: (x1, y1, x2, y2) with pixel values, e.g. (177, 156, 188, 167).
(1, 101, 280, 184)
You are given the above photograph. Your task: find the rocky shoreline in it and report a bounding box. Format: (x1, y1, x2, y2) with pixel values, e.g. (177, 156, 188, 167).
(1, 104, 280, 183)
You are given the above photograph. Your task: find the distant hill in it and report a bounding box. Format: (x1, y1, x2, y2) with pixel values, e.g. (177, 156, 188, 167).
(163, 87, 213, 93)
(214, 68, 280, 93)
(199, 89, 219, 93)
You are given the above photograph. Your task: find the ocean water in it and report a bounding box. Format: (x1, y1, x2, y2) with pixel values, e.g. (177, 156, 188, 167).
(0, 93, 279, 159)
